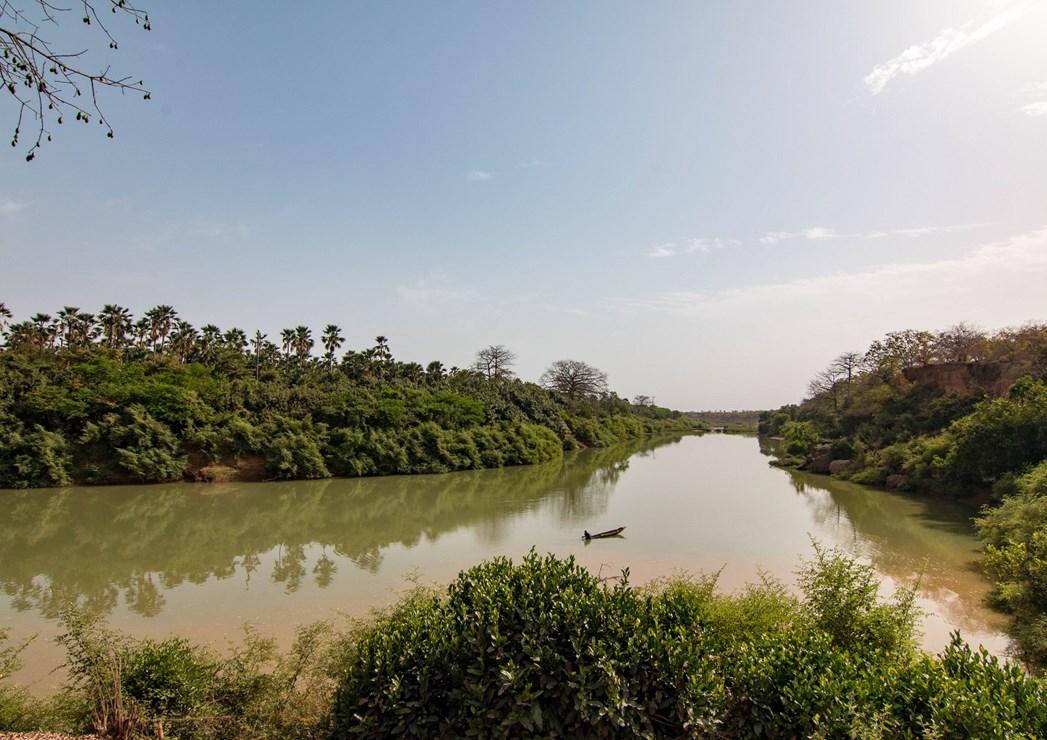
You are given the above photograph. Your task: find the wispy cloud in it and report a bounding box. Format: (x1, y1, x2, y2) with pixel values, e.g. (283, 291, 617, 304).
(466, 170, 493, 181)
(1018, 82, 1047, 117)
(625, 226, 1047, 316)
(645, 237, 740, 258)
(760, 223, 983, 245)
(646, 242, 678, 258)
(516, 160, 549, 169)
(397, 273, 471, 308)
(1022, 101, 1047, 117)
(864, 4, 1027, 95)
(760, 227, 838, 245)
(0, 198, 28, 216)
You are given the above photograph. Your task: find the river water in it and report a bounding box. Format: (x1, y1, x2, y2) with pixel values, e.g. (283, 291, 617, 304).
(0, 433, 1010, 692)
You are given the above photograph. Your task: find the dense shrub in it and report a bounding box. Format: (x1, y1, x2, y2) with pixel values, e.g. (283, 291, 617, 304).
(6, 552, 1047, 737)
(977, 460, 1047, 666)
(79, 404, 187, 483)
(0, 348, 700, 487)
(0, 413, 72, 488)
(782, 420, 820, 455)
(941, 377, 1047, 486)
(122, 638, 214, 719)
(330, 551, 1047, 739)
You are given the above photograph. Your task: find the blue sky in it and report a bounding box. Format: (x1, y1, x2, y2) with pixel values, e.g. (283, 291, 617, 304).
(2, 0, 1046, 409)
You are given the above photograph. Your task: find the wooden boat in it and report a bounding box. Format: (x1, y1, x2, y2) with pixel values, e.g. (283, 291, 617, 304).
(583, 527, 625, 540)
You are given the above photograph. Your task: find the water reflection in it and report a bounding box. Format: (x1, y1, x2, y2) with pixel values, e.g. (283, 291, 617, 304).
(0, 438, 676, 619)
(756, 438, 1003, 641)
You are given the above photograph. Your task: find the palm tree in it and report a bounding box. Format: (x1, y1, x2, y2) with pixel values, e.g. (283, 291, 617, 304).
(0, 302, 12, 335)
(132, 317, 152, 349)
(169, 321, 198, 362)
(145, 305, 178, 352)
(98, 304, 133, 350)
(3, 321, 35, 351)
(30, 313, 55, 349)
(198, 324, 222, 364)
(223, 327, 248, 353)
(425, 360, 445, 385)
(251, 330, 268, 379)
(75, 310, 97, 347)
(293, 325, 313, 359)
(56, 306, 81, 348)
(321, 324, 344, 368)
(280, 328, 295, 357)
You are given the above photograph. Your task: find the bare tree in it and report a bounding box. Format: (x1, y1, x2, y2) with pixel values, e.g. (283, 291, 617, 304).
(540, 359, 608, 400)
(473, 344, 516, 380)
(830, 352, 864, 385)
(1, 1, 152, 160)
(633, 394, 655, 407)
(807, 366, 843, 411)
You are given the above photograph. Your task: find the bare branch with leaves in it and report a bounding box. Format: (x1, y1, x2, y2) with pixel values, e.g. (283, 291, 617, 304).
(1, 0, 151, 161)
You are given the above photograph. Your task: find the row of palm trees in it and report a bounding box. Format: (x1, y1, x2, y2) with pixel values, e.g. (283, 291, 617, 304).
(0, 302, 353, 367)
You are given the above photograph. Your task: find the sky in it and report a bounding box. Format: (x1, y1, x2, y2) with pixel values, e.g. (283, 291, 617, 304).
(2, 0, 1047, 410)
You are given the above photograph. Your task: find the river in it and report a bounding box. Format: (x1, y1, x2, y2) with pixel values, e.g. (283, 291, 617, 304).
(0, 433, 1010, 692)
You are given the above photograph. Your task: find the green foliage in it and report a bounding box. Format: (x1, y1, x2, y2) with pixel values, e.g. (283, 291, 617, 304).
(0, 413, 71, 487)
(977, 460, 1047, 666)
(331, 551, 726, 738)
(797, 542, 918, 658)
(782, 420, 820, 455)
(766, 326, 1047, 673)
(330, 551, 1047, 738)
(260, 417, 330, 480)
(0, 332, 698, 487)
(122, 638, 214, 718)
(940, 378, 1047, 486)
(7, 552, 1047, 737)
(79, 403, 186, 482)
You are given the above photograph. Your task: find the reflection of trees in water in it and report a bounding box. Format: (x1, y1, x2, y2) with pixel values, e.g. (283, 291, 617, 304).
(773, 464, 1000, 634)
(313, 550, 337, 589)
(0, 436, 680, 618)
(272, 544, 308, 594)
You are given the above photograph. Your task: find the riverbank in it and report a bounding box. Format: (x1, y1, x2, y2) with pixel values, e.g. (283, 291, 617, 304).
(0, 341, 703, 489)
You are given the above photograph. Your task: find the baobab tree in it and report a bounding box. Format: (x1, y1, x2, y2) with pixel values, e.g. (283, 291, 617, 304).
(473, 345, 516, 380)
(540, 360, 608, 401)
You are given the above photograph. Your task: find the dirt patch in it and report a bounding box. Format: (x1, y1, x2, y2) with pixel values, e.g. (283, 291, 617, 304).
(186, 453, 268, 483)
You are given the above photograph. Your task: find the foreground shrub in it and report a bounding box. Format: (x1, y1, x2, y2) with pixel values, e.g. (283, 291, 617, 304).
(332, 552, 725, 737)
(7, 551, 1046, 737)
(331, 550, 1047, 738)
(978, 459, 1047, 666)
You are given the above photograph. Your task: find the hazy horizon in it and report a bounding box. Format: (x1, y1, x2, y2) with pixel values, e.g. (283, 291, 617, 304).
(3, 1, 1046, 409)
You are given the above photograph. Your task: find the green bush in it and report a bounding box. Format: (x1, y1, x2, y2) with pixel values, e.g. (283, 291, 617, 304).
(79, 404, 186, 482)
(782, 420, 820, 455)
(941, 377, 1047, 486)
(330, 551, 1047, 738)
(122, 638, 214, 719)
(0, 413, 72, 488)
(977, 460, 1047, 665)
(331, 551, 726, 738)
(261, 417, 330, 480)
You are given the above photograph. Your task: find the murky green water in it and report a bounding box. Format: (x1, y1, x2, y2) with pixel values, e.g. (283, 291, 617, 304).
(0, 433, 1009, 692)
